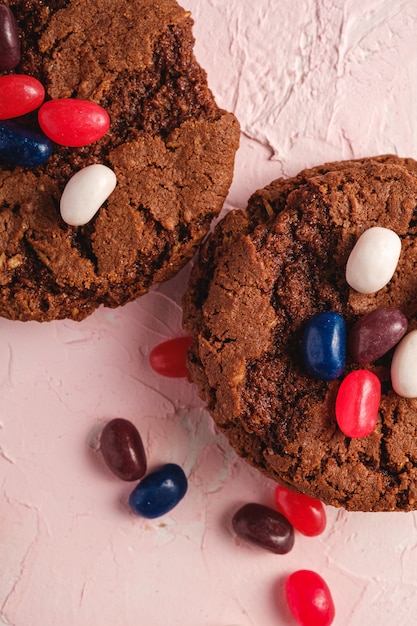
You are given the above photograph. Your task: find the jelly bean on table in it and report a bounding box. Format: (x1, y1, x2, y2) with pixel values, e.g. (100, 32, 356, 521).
(285, 570, 335, 626)
(0, 121, 53, 167)
(274, 484, 326, 537)
(345, 226, 401, 294)
(348, 307, 408, 364)
(335, 369, 381, 438)
(38, 98, 110, 146)
(99, 418, 147, 482)
(60, 164, 117, 226)
(391, 329, 417, 398)
(0, 74, 45, 120)
(149, 336, 193, 378)
(302, 311, 346, 381)
(129, 463, 188, 518)
(0, 5, 21, 71)
(232, 502, 294, 554)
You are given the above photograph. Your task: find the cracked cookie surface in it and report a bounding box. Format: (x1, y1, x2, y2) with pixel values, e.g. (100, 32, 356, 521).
(183, 155, 417, 512)
(0, 0, 239, 321)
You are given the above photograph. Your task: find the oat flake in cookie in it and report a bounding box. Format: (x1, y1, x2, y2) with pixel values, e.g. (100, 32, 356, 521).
(183, 155, 417, 512)
(0, 0, 239, 321)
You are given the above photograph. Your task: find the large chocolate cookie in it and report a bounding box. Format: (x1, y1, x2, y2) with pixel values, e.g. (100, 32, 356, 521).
(183, 155, 417, 512)
(0, 0, 239, 321)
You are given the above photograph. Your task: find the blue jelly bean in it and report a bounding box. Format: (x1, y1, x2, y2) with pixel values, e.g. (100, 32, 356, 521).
(0, 121, 53, 167)
(302, 311, 346, 380)
(128, 463, 188, 518)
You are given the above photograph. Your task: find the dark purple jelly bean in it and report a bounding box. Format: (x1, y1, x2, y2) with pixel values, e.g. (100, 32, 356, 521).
(128, 463, 188, 518)
(0, 5, 21, 70)
(100, 418, 147, 481)
(348, 307, 408, 364)
(303, 311, 346, 380)
(0, 121, 53, 167)
(232, 503, 294, 554)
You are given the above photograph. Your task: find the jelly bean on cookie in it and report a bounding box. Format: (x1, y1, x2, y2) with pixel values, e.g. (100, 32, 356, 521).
(0, 75, 45, 120)
(345, 226, 401, 294)
(38, 98, 110, 146)
(0, 121, 53, 167)
(0, 5, 20, 70)
(302, 311, 346, 381)
(335, 370, 381, 437)
(60, 164, 117, 226)
(348, 307, 407, 364)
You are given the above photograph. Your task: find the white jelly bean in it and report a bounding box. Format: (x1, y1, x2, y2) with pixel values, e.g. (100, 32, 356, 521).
(345, 226, 401, 294)
(391, 330, 417, 398)
(60, 163, 117, 226)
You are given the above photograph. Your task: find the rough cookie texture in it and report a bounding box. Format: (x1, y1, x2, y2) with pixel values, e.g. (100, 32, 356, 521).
(183, 155, 417, 512)
(0, 0, 239, 321)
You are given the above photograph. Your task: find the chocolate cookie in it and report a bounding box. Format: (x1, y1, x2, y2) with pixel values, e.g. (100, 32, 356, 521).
(183, 155, 417, 512)
(0, 0, 239, 321)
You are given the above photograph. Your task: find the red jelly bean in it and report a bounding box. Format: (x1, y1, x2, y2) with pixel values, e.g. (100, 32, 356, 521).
(274, 484, 326, 536)
(335, 369, 381, 438)
(38, 98, 110, 146)
(99, 418, 147, 481)
(285, 570, 335, 626)
(149, 336, 193, 378)
(232, 502, 294, 554)
(0, 75, 45, 120)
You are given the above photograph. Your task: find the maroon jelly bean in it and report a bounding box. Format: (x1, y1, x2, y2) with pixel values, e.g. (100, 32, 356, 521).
(348, 307, 408, 364)
(232, 502, 294, 554)
(0, 5, 20, 70)
(99, 418, 147, 481)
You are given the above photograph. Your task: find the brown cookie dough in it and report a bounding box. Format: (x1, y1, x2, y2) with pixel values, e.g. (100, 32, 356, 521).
(0, 0, 239, 321)
(183, 155, 417, 512)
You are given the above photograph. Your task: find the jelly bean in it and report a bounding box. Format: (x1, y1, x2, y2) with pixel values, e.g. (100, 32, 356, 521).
(0, 5, 20, 71)
(348, 307, 407, 364)
(391, 329, 417, 398)
(60, 164, 117, 226)
(149, 336, 193, 378)
(0, 121, 53, 167)
(128, 463, 188, 518)
(38, 98, 110, 147)
(0, 75, 45, 120)
(99, 418, 147, 481)
(345, 226, 401, 294)
(302, 311, 346, 380)
(285, 570, 335, 626)
(232, 503, 294, 554)
(335, 369, 381, 437)
(274, 484, 326, 536)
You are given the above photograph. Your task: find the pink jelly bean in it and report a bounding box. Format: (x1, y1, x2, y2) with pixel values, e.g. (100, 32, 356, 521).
(335, 370, 381, 438)
(38, 98, 110, 146)
(0, 75, 45, 120)
(285, 570, 335, 626)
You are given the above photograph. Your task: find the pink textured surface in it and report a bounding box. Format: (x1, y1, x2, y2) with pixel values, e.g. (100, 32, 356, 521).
(2, 1, 417, 624)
